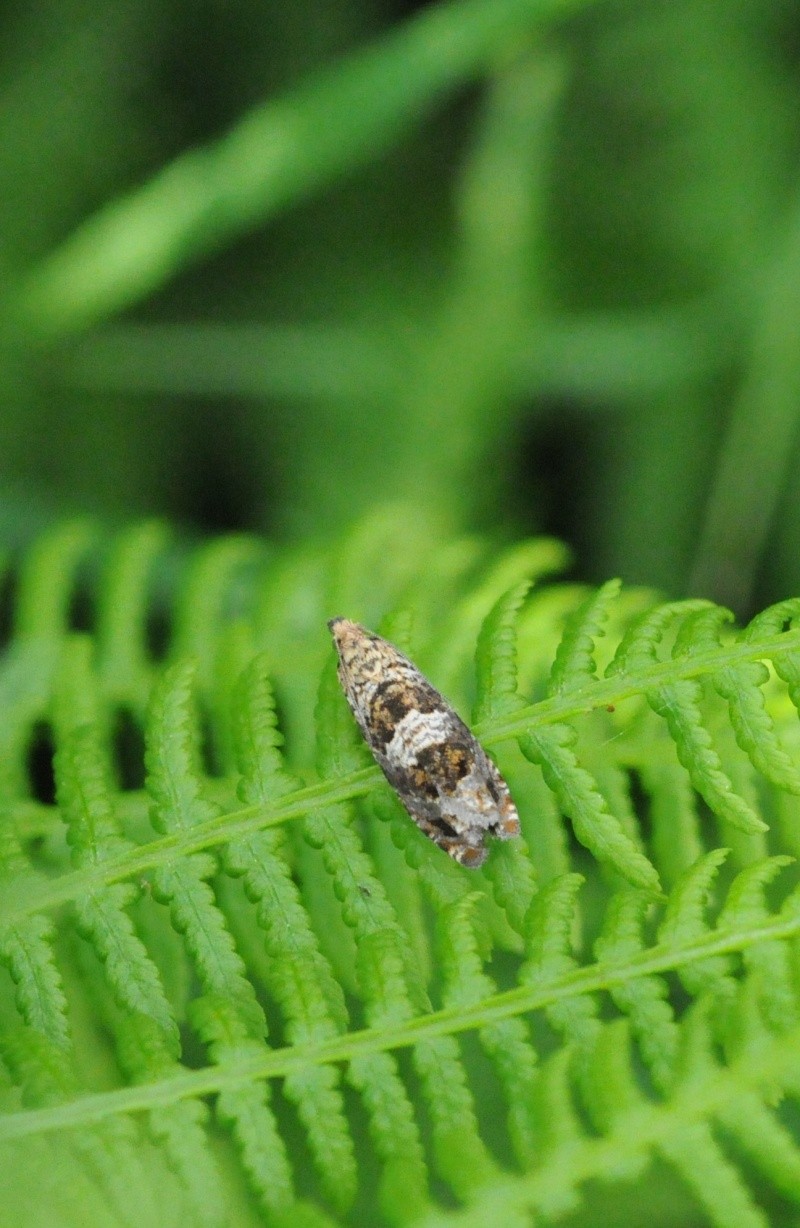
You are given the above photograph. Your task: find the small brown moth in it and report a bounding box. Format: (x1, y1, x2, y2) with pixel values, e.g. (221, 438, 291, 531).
(328, 618, 520, 867)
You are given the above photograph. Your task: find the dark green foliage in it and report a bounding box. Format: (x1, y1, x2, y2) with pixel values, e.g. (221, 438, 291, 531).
(3, 0, 800, 614)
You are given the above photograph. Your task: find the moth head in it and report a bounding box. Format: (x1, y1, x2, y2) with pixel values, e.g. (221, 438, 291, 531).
(328, 617, 371, 656)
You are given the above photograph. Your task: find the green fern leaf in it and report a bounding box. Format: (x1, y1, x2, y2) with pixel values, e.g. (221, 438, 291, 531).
(529, 1048, 583, 1218)
(608, 598, 715, 674)
(232, 653, 297, 802)
(519, 724, 661, 891)
(103, 999, 225, 1225)
(522, 873, 601, 1061)
(429, 538, 567, 690)
(6, 521, 800, 1224)
(658, 850, 735, 997)
(473, 577, 532, 721)
(0, 810, 71, 1049)
(413, 1035, 497, 1197)
(609, 602, 768, 835)
(716, 658, 800, 791)
(716, 1084, 800, 1207)
(548, 577, 622, 694)
(658, 1121, 769, 1228)
(145, 658, 267, 1036)
(676, 605, 800, 795)
(75, 888, 179, 1045)
(95, 520, 169, 707)
(716, 855, 793, 931)
(192, 993, 295, 1218)
(638, 746, 704, 888)
(438, 893, 539, 1167)
(154, 859, 264, 1034)
(228, 657, 356, 1211)
(650, 678, 767, 834)
(0, 1026, 157, 1228)
(0, 912, 70, 1051)
(13, 520, 95, 641)
(743, 597, 800, 647)
(315, 661, 495, 1203)
(582, 1019, 646, 1143)
(347, 1051, 429, 1225)
(716, 856, 799, 1032)
(145, 658, 220, 833)
(308, 664, 433, 1216)
(53, 638, 179, 1045)
(744, 600, 800, 714)
(170, 535, 265, 697)
(658, 847, 728, 939)
(594, 888, 678, 1092)
(365, 789, 433, 982)
(470, 580, 539, 920)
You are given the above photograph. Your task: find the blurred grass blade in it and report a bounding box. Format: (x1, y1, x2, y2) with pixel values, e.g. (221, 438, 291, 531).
(689, 193, 800, 613)
(13, 0, 593, 341)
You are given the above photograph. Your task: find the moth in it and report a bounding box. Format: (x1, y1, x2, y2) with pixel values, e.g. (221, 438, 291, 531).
(328, 618, 520, 867)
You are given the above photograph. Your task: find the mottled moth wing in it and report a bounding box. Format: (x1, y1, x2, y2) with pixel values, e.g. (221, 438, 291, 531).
(328, 617, 520, 867)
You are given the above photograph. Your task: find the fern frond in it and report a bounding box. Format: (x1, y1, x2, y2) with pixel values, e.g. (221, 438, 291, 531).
(0, 1025, 157, 1228)
(227, 656, 356, 1211)
(151, 852, 262, 1037)
(657, 848, 736, 998)
(78, 952, 225, 1226)
(306, 660, 433, 1218)
(438, 892, 539, 1168)
(638, 745, 704, 888)
(608, 597, 715, 674)
(521, 873, 601, 1065)
(315, 660, 497, 1206)
(470, 580, 540, 923)
(715, 1086, 800, 1211)
(429, 538, 567, 690)
(193, 994, 296, 1218)
(716, 856, 799, 1032)
(95, 519, 170, 708)
(365, 790, 432, 983)
(582, 1018, 646, 1140)
(144, 657, 311, 1218)
(0, 794, 70, 1049)
(472, 577, 531, 722)
(415, 994, 800, 1228)
(594, 888, 678, 1092)
(52, 637, 179, 1047)
(657, 1001, 771, 1228)
(519, 723, 661, 891)
(170, 535, 265, 699)
(5, 851, 800, 1221)
(548, 577, 623, 694)
(667, 701, 763, 837)
(745, 600, 800, 713)
(145, 658, 221, 834)
(676, 604, 800, 795)
(347, 1050, 429, 1225)
(414, 1032, 497, 1198)
(14, 520, 95, 641)
(0, 910, 69, 1051)
(6, 522, 800, 1223)
(53, 637, 129, 863)
(609, 601, 768, 836)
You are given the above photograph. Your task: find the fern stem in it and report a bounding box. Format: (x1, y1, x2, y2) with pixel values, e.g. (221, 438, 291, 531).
(4, 903, 800, 1141)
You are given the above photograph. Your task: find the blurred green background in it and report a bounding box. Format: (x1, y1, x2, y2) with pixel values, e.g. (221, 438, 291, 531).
(2, 0, 800, 618)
